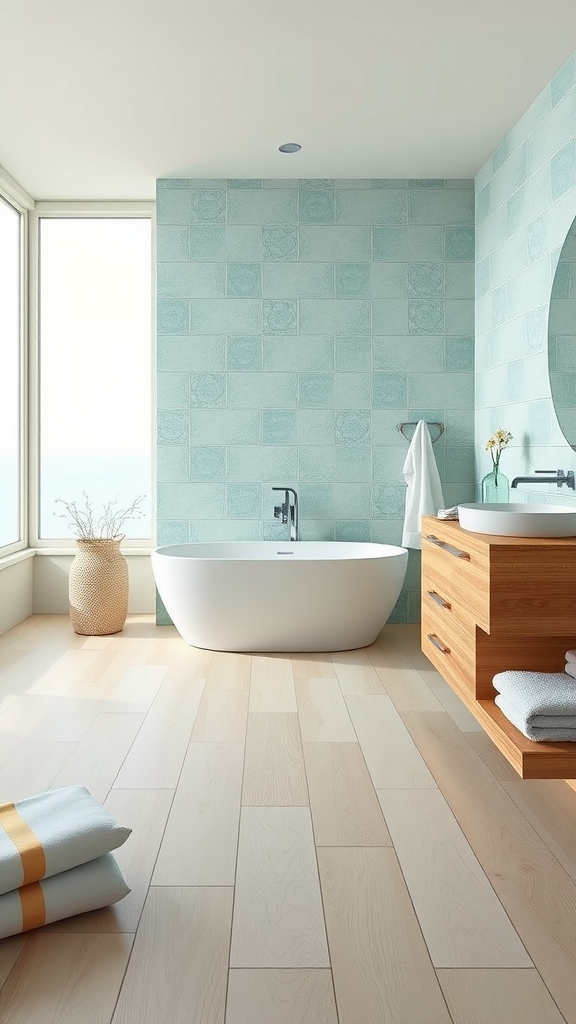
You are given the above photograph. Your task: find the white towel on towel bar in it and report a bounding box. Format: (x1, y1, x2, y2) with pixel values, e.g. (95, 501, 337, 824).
(401, 420, 445, 549)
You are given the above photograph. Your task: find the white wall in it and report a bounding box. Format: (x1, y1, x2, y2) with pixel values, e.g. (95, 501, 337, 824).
(32, 553, 156, 613)
(0, 555, 34, 633)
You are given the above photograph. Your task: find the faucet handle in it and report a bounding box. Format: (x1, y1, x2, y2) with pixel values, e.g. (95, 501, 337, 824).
(535, 469, 557, 474)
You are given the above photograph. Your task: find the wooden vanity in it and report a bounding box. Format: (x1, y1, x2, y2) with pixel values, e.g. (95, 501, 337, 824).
(420, 516, 576, 778)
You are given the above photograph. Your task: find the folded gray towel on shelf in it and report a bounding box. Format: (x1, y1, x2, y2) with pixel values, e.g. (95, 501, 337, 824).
(437, 506, 459, 520)
(566, 663, 576, 680)
(495, 694, 576, 742)
(492, 669, 576, 742)
(566, 649, 576, 665)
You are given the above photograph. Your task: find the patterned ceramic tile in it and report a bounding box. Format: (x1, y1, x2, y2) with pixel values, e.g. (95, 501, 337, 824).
(408, 263, 444, 297)
(262, 299, 298, 334)
(227, 263, 262, 297)
(334, 410, 371, 445)
(227, 336, 262, 371)
(262, 226, 298, 261)
(157, 410, 189, 445)
(190, 373, 226, 407)
(335, 263, 371, 297)
(191, 189, 226, 222)
(372, 484, 407, 518)
(445, 226, 475, 261)
(445, 336, 474, 370)
(262, 410, 297, 444)
(157, 298, 189, 334)
(408, 299, 444, 334)
(298, 372, 334, 407)
(372, 372, 408, 408)
(299, 189, 335, 223)
(190, 446, 226, 481)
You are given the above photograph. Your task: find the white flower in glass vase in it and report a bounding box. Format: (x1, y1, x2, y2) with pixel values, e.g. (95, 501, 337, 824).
(483, 429, 513, 502)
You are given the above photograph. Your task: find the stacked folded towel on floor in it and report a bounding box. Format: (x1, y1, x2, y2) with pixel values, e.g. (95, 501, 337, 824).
(0, 785, 131, 939)
(493, 659, 576, 742)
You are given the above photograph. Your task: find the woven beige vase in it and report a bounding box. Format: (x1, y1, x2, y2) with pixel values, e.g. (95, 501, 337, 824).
(69, 538, 129, 636)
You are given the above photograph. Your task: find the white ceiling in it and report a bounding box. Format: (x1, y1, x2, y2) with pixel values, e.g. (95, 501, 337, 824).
(2, 0, 576, 201)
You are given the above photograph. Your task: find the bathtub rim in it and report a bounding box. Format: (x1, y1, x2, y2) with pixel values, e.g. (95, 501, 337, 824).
(153, 540, 408, 561)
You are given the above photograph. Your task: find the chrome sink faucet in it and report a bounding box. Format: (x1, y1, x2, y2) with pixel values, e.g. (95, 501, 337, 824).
(511, 469, 575, 490)
(272, 487, 299, 541)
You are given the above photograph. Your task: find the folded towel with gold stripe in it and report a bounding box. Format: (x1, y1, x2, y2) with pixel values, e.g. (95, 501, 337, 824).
(0, 852, 130, 939)
(0, 786, 131, 897)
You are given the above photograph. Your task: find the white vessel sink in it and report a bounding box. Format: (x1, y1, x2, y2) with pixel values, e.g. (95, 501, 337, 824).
(458, 503, 576, 538)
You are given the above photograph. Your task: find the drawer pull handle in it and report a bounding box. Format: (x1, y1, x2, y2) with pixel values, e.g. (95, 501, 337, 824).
(427, 633, 450, 654)
(427, 590, 451, 609)
(425, 534, 470, 560)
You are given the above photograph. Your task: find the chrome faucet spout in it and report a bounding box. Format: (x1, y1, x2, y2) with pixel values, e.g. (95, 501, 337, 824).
(510, 469, 575, 490)
(272, 486, 299, 540)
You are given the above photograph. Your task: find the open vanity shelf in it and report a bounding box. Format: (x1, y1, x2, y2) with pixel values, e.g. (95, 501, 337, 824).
(420, 516, 576, 779)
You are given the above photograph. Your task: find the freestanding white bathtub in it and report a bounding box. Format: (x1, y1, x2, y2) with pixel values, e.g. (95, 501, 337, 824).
(151, 541, 408, 652)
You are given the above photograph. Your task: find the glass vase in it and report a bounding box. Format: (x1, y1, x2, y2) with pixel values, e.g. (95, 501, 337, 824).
(481, 468, 509, 503)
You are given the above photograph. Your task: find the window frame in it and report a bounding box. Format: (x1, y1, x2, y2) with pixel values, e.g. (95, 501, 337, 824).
(0, 177, 30, 558)
(29, 202, 156, 550)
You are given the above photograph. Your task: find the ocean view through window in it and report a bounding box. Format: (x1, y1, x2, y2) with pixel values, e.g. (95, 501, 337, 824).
(38, 217, 152, 540)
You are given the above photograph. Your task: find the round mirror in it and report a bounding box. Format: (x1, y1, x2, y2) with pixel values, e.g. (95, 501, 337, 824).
(548, 217, 576, 451)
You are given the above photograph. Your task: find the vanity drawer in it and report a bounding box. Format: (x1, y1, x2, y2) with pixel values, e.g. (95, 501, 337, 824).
(421, 603, 476, 697)
(421, 529, 490, 633)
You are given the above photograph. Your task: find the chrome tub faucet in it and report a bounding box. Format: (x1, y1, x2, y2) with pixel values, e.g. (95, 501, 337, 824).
(272, 487, 299, 541)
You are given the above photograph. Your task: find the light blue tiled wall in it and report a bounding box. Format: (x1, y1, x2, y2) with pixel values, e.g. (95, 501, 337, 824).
(475, 49, 576, 502)
(157, 179, 475, 623)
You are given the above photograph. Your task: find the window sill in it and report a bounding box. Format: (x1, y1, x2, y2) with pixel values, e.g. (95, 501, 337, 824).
(0, 547, 36, 569)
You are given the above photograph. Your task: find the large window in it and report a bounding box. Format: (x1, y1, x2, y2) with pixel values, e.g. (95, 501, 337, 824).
(37, 216, 152, 541)
(0, 195, 23, 550)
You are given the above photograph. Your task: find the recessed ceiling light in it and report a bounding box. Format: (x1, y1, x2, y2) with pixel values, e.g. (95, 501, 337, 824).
(278, 143, 301, 154)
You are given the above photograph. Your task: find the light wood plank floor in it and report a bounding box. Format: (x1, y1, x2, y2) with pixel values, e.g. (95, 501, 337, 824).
(2, 614, 576, 1023)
